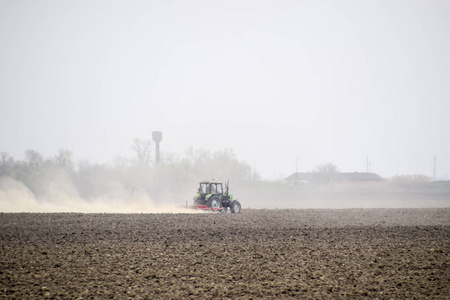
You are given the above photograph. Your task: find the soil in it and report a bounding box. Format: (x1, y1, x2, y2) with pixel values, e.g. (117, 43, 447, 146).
(1, 209, 449, 299)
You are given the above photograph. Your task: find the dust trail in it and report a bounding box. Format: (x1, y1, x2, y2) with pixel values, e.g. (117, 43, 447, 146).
(0, 177, 200, 213)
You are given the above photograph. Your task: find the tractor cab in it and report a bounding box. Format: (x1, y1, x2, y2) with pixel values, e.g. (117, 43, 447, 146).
(199, 181, 223, 196)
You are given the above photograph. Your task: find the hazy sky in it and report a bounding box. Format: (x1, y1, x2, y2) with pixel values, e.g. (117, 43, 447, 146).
(1, 0, 449, 180)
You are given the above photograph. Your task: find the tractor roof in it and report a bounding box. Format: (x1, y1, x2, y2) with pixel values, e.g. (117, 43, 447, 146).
(200, 179, 222, 184)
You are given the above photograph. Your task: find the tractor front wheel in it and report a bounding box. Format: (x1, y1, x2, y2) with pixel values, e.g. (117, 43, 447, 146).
(206, 196, 221, 209)
(230, 200, 241, 213)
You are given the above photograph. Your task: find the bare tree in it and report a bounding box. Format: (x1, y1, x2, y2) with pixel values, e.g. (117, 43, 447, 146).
(132, 138, 152, 166)
(312, 163, 339, 174)
(54, 149, 74, 171)
(311, 163, 339, 183)
(25, 149, 44, 171)
(0, 152, 15, 177)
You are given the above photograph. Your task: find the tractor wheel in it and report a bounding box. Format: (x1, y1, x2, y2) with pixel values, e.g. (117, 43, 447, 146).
(206, 196, 221, 209)
(230, 200, 241, 213)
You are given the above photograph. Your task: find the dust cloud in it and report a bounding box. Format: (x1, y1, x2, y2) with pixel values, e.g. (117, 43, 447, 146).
(241, 191, 450, 209)
(1, 148, 449, 212)
(0, 147, 254, 213)
(0, 177, 198, 214)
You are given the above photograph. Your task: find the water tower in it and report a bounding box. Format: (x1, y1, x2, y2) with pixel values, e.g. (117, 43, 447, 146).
(152, 131, 162, 165)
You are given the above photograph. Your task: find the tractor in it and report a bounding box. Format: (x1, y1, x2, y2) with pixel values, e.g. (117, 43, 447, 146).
(192, 179, 241, 213)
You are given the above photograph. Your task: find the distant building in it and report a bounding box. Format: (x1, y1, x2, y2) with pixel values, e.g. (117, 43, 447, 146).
(285, 172, 383, 184)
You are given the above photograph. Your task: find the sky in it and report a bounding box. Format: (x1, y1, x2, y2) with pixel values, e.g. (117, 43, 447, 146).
(1, 0, 449, 180)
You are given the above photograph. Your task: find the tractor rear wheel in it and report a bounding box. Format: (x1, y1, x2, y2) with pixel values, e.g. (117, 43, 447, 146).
(206, 196, 221, 208)
(230, 200, 241, 213)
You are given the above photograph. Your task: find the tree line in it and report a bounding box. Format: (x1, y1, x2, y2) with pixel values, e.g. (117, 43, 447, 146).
(0, 139, 252, 200)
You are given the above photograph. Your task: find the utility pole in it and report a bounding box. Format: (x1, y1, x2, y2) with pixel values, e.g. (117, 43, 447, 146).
(366, 156, 371, 173)
(433, 155, 436, 181)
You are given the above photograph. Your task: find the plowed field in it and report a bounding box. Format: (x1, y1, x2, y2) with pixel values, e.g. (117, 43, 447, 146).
(1, 209, 449, 299)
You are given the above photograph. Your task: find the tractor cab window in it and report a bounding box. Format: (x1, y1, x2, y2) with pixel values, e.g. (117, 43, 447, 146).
(200, 182, 223, 194)
(199, 183, 209, 194)
(211, 183, 223, 194)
